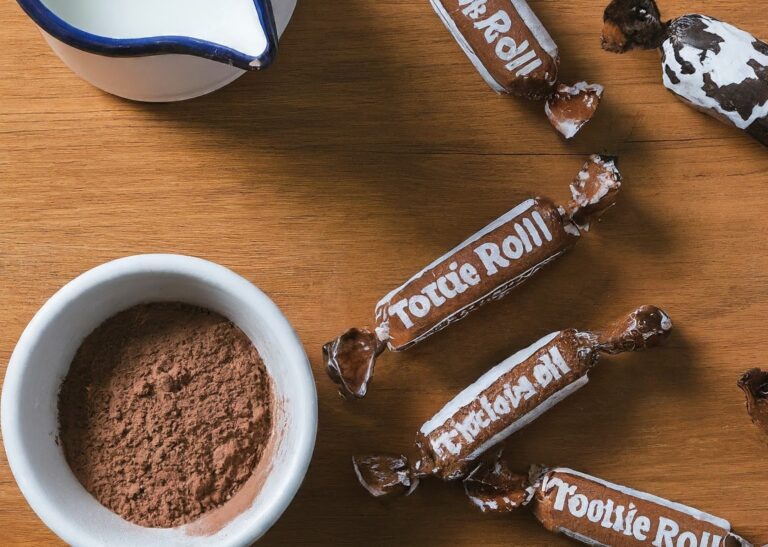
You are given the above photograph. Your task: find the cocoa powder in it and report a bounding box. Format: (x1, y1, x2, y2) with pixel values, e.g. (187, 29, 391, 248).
(58, 302, 273, 528)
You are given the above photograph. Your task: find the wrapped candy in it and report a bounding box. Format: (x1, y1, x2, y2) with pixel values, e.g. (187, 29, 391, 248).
(325, 155, 622, 399)
(352, 306, 672, 495)
(464, 457, 753, 547)
(431, 0, 604, 138)
(602, 0, 768, 145)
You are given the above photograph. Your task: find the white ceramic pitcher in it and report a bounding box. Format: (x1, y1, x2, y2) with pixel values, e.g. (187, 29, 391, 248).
(16, 0, 298, 102)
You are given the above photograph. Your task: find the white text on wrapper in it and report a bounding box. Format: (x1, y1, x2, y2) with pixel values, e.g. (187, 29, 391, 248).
(385, 210, 554, 330)
(542, 476, 728, 547)
(429, 345, 570, 458)
(455, 0, 544, 76)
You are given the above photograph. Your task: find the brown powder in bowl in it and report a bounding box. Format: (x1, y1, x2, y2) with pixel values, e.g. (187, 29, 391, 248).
(57, 302, 274, 528)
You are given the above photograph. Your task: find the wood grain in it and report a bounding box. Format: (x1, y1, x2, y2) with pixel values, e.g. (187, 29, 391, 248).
(1, 1, 767, 545)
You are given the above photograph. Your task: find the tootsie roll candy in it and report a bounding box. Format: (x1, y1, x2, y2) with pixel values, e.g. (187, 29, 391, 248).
(324, 155, 622, 399)
(352, 306, 672, 497)
(601, 0, 768, 146)
(431, 0, 605, 138)
(464, 458, 753, 547)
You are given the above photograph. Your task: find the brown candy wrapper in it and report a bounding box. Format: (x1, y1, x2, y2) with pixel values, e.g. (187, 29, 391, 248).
(325, 155, 622, 399)
(430, 0, 604, 138)
(738, 368, 768, 435)
(353, 455, 416, 498)
(545, 83, 605, 140)
(462, 449, 533, 512)
(352, 306, 672, 495)
(464, 457, 753, 547)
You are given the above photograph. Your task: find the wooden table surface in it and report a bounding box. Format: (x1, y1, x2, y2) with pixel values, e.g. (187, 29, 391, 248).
(1, 1, 767, 545)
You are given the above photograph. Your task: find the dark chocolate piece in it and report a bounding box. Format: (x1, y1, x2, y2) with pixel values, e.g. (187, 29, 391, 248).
(324, 155, 622, 399)
(602, 0, 768, 146)
(352, 307, 671, 496)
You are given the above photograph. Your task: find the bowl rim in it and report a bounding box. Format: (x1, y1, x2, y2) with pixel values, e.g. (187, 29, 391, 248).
(1, 254, 318, 546)
(15, 0, 279, 70)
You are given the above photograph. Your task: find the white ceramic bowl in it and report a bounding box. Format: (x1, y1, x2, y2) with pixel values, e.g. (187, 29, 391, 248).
(1, 254, 317, 547)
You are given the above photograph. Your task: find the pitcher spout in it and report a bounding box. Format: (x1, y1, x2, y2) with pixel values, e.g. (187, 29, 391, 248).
(17, 0, 281, 71)
(238, 0, 280, 70)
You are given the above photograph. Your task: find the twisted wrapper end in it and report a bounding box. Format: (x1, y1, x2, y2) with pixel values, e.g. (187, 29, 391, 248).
(601, 0, 667, 53)
(352, 455, 419, 498)
(727, 533, 755, 547)
(566, 154, 622, 232)
(596, 305, 673, 355)
(545, 83, 605, 139)
(738, 368, 768, 436)
(324, 327, 387, 399)
(463, 451, 534, 514)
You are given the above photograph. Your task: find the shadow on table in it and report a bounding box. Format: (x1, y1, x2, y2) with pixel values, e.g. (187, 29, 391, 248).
(134, 0, 641, 236)
(139, 3, 427, 184)
(130, 4, 689, 545)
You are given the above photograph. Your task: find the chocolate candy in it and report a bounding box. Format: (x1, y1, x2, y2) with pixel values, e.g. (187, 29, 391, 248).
(738, 368, 768, 435)
(464, 458, 753, 547)
(352, 306, 672, 495)
(325, 155, 622, 399)
(430, 0, 604, 138)
(601, 0, 768, 146)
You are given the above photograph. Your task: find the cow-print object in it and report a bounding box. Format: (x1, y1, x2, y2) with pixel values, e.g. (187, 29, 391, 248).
(603, 0, 768, 145)
(662, 15, 768, 144)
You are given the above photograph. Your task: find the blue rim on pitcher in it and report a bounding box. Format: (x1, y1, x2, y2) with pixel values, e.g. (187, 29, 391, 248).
(16, 0, 279, 70)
